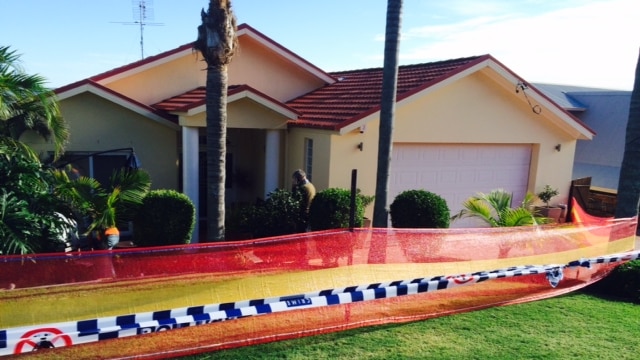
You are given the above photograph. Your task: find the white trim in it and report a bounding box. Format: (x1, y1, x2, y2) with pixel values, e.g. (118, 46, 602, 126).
(182, 126, 200, 243)
(56, 83, 180, 131)
(184, 89, 299, 120)
(264, 130, 280, 198)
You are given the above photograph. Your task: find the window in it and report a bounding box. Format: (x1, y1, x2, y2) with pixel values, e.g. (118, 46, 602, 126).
(54, 152, 130, 186)
(304, 138, 313, 182)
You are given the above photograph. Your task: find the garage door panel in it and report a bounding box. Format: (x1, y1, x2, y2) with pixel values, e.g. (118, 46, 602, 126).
(390, 144, 532, 228)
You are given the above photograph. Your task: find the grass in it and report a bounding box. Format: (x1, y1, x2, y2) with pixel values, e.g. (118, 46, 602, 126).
(176, 292, 640, 360)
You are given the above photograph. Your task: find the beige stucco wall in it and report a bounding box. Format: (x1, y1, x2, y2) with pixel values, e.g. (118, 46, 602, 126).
(228, 36, 328, 102)
(104, 52, 206, 106)
(304, 72, 582, 217)
(56, 93, 179, 190)
(286, 128, 332, 191)
(182, 98, 290, 129)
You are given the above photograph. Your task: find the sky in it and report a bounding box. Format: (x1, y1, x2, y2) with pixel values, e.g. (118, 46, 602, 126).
(2, 0, 638, 90)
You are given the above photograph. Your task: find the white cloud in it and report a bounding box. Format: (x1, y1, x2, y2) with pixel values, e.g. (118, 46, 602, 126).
(397, 0, 639, 89)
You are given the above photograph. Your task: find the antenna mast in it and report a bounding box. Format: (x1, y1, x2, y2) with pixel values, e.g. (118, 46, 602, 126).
(113, 0, 164, 59)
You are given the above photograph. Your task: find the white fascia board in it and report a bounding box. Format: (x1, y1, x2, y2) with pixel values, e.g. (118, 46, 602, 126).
(184, 90, 299, 120)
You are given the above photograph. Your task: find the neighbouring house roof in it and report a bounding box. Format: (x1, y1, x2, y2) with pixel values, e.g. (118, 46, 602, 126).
(532, 83, 632, 190)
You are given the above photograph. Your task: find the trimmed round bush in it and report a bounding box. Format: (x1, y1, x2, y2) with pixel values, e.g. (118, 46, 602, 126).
(133, 189, 195, 247)
(390, 190, 450, 228)
(309, 188, 364, 230)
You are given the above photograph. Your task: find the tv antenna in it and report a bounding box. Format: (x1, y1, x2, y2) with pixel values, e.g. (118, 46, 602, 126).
(112, 0, 164, 59)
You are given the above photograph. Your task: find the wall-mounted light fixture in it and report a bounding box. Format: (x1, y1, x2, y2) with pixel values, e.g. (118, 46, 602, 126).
(555, 144, 561, 152)
(357, 142, 364, 151)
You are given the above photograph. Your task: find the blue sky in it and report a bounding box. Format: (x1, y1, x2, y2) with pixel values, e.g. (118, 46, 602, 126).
(2, 0, 638, 90)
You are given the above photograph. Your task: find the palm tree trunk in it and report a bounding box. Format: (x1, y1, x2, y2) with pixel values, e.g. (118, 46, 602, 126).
(615, 48, 640, 232)
(373, 0, 403, 228)
(194, 0, 237, 241)
(206, 63, 227, 241)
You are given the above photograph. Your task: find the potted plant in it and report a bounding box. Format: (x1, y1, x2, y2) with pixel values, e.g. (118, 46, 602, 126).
(535, 185, 563, 222)
(90, 188, 121, 249)
(53, 168, 151, 250)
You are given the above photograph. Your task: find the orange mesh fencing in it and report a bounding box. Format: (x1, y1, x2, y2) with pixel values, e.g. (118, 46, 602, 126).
(0, 200, 637, 358)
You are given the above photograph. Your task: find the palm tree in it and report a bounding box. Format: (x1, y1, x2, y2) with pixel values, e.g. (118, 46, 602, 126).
(0, 46, 69, 159)
(373, 0, 403, 228)
(52, 167, 151, 248)
(194, 0, 238, 241)
(615, 49, 640, 230)
(451, 189, 549, 227)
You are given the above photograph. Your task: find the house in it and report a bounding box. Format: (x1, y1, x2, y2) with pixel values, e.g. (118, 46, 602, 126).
(533, 84, 631, 191)
(28, 24, 595, 239)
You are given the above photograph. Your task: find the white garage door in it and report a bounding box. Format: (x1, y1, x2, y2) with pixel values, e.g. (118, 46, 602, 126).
(389, 144, 532, 228)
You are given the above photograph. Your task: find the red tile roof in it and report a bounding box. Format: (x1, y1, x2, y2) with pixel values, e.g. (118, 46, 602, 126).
(153, 86, 208, 112)
(153, 84, 300, 117)
(285, 55, 489, 130)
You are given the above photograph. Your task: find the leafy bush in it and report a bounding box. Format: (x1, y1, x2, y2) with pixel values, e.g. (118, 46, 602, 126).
(309, 188, 365, 230)
(451, 189, 549, 227)
(584, 260, 640, 302)
(133, 190, 195, 247)
(390, 190, 450, 228)
(234, 189, 302, 238)
(0, 138, 75, 254)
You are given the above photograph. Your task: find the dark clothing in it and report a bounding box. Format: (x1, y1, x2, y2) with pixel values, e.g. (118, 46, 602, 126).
(293, 179, 316, 232)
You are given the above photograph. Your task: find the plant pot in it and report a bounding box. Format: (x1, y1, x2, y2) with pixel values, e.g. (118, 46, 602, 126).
(104, 227, 120, 250)
(535, 206, 563, 223)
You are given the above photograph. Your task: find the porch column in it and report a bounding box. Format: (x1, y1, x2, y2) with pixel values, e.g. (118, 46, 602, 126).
(264, 130, 280, 198)
(182, 126, 200, 243)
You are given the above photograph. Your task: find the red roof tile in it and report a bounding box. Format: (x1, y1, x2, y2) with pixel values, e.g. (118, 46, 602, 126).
(285, 55, 489, 130)
(152, 84, 300, 117)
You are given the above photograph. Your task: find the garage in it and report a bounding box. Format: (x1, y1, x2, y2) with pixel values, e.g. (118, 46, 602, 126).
(389, 143, 533, 227)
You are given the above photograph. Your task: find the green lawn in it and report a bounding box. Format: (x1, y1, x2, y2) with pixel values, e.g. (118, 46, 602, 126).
(177, 292, 640, 360)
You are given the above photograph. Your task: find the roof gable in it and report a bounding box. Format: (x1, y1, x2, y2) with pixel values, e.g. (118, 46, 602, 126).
(82, 23, 335, 88)
(55, 80, 179, 130)
(285, 55, 594, 139)
(286, 56, 489, 131)
(152, 84, 300, 119)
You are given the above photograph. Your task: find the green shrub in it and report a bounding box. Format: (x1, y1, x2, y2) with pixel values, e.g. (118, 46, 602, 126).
(584, 260, 640, 302)
(0, 138, 75, 254)
(309, 188, 364, 230)
(390, 189, 450, 228)
(235, 189, 301, 238)
(133, 189, 195, 247)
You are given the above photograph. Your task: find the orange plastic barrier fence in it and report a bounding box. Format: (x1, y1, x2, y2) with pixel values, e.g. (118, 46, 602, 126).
(0, 201, 636, 358)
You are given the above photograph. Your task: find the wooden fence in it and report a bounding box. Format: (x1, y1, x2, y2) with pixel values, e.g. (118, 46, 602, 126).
(567, 177, 617, 221)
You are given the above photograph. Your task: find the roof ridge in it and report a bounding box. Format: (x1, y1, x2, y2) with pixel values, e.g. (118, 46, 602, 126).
(329, 55, 487, 75)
